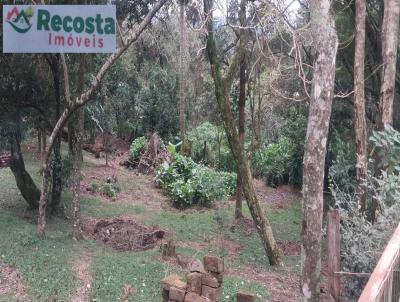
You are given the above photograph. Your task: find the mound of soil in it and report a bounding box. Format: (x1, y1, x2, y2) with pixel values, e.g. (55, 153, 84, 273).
(83, 217, 166, 251)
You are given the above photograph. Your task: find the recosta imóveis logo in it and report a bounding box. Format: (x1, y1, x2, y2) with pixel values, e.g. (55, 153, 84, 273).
(6, 6, 34, 33)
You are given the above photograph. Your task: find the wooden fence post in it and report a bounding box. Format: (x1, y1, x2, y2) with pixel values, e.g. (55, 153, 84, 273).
(327, 209, 341, 301)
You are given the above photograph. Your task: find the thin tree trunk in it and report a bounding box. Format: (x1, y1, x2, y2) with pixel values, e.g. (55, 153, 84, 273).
(50, 56, 63, 213)
(41, 132, 47, 165)
(179, 2, 186, 152)
(301, 0, 338, 301)
(235, 1, 247, 220)
(71, 55, 86, 240)
(372, 0, 400, 222)
(204, 0, 283, 266)
(354, 0, 368, 215)
(37, 128, 42, 156)
(36, 0, 168, 235)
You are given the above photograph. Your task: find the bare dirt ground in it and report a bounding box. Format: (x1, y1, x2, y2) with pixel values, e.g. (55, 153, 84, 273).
(0, 264, 29, 301)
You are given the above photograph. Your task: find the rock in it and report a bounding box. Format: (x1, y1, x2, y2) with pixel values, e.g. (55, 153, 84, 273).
(169, 286, 186, 302)
(201, 273, 219, 288)
(203, 255, 224, 273)
(202, 285, 222, 301)
(161, 274, 187, 291)
(189, 259, 205, 273)
(187, 272, 202, 294)
(184, 292, 207, 302)
(236, 291, 256, 302)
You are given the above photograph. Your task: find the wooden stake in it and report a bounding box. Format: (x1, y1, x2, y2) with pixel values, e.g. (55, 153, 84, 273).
(327, 209, 341, 301)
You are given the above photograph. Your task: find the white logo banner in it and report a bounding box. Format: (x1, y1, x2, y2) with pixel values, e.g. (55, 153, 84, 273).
(3, 5, 116, 53)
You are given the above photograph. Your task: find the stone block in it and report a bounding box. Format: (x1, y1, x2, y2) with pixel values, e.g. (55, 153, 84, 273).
(162, 288, 169, 302)
(210, 272, 223, 284)
(236, 291, 256, 302)
(161, 274, 187, 291)
(201, 273, 219, 288)
(184, 292, 207, 302)
(202, 285, 221, 301)
(189, 259, 205, 273)
(169, 286, 186, 302)
(203, 255, 224, 273)
(187, 272, 202, 294)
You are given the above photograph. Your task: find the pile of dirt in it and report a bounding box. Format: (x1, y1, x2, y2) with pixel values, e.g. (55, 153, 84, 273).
(83, 217, 166, 251)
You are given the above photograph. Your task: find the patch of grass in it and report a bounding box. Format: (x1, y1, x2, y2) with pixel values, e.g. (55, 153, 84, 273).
(81, 196, 146, 217)
(90, 249, 182, 302)
(222, 276, 267, 302)
(145, 210, 218, 242)
(268, 201, 302, 242)
(0, 211, 77, 302)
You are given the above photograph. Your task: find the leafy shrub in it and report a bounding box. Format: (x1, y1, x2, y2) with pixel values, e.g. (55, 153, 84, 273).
(328, 135, 356, 193)
(252, 139, 292, 187)
(188, 122, 236, 172)
(90, 182, 99, 193)
(129, 136, 147, 160)
(330, 126, 400, 299)
(156, 154, 236, 208)
(103, 182, 120, 198)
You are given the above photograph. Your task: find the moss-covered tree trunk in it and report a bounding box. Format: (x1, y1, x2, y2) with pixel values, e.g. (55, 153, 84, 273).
(354, 0, 368, 215)
(372, 0, 400, 222)
(204, 0, 283, 266)
(49, 55, 63, 213)
(235, 1, 247, 220)
(300, 0, 338, 300)
(9, 124, 40, 209)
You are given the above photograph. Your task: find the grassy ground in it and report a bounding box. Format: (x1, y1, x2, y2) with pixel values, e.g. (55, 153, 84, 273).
(0, 143, 301, 302)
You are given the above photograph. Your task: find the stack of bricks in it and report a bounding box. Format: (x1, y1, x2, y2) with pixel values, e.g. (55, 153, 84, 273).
(161, 255, 224, 302)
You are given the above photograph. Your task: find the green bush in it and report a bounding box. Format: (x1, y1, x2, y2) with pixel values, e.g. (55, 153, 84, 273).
(188, 122, 236, 172)
(252, 139, 292, 187)
(129, 136, 147, 161)
(156, 154, 236, 208)
(103, 182, 120, 198)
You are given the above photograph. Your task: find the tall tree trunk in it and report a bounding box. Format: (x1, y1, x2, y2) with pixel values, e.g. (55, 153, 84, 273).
(354, 0, 368, 215)
(41, 131, 47, 165)
(70, 55, 86, 240)
(179, 1, 186, 152)
(235, 2, 247, 219)
(50, 56, 63, 213)
(300, 0, 338, 301)
(204, 0, 283, 266)
(37, 0, 168, 235)
(372, 0, 400, 222)
(9, 117, 41, 209)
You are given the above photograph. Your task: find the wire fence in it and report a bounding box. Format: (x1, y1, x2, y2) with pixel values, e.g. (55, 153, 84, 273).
(358, 223, 400, 302)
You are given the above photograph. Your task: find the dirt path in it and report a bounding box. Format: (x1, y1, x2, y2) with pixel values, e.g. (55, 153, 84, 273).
(71, 249, 92, 302)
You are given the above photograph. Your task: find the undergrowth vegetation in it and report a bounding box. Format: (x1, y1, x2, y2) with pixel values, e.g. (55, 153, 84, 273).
(156, 153, 236, 208)
(129, 136, 147, 161)
(329, 126, 400, 298)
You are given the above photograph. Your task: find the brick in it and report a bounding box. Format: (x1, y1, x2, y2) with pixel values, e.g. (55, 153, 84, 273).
(210, 272, 223, 284)
(202, 285, 221, 301)
(201, 273, 219, 288)
(184, 292, 207, 302)
(161, 274, 187, 291)
(187, 272, 202, 294)
(236, 291, 256, 302)
(169, 286, 186, 302)
(203, 255, 224, 273)
(162, 288, 169, 302)
(189, 259, 205, 273)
